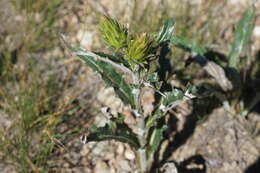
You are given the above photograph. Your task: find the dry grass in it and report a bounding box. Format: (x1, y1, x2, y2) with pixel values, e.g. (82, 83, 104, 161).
(0, 0, 93, 172)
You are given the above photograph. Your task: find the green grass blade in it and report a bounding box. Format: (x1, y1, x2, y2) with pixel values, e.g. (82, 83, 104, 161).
(228, 7, 256, 69)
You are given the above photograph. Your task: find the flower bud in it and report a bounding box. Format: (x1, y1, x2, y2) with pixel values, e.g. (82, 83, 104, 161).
(126, 33, 153, 64)
(99, 16, 128, 50)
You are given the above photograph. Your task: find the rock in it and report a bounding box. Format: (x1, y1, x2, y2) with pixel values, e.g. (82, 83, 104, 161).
(109, 167, 116, 173)
(94, 160, 110, 173)
(94, 114, 107, 127)
(92, 142, 108, 157)
(97, 87, 124, 112)
(123, 109, 136, 125)
(160, 162, 178, 173)
(171, 108, 259, 173)
(124, 149, 135, 161)
(141, 87, 154, 116)
(70, 151, 81, 165)
(118, 159, 132, 172)
(104, 151, 115, 160)
(116, 143, 125, 155)
(76, 30, 94, 50)
(253, 26, 260, 37)
(0, 111, 12, 129)
(80, 145, 90, 155)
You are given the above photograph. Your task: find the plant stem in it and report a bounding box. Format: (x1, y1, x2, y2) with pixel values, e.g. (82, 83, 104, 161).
(133, 73, 148, 173)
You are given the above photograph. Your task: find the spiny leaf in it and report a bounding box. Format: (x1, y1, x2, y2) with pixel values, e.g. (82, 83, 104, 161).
(147, 72, 162, 90)
(147, 125, 167, 155)
(156, 19, 175, 43)
(146, 88, 184, 128)
(75, 48, 135, 108)
(146, 109, 162, 128)
(146, 85, 197, 128)
(85, 118, 140, 149)
(162, 88, 184, 106)
(94, 51, 130, 68)
(228, 7, 256, 69)
(170, 35, 206, 55)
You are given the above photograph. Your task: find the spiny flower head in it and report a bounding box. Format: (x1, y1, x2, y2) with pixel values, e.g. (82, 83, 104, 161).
(126, 33, 154, 65)
(99, 15, 128, 50)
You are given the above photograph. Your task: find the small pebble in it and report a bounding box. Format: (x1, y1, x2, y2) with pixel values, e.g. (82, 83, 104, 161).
(94, 160, 110, 173)
(80, 145, 90, 155)
(117, 143, 125, 155)
(118, 159, 132, 172)
(253, 26, 260, 37)
(124, 149, 135, 160)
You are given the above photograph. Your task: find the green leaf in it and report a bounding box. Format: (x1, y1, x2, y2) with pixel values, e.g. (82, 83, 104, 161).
(117, 113, 126, 123)
(94, 51, 130, 68)
(146, 85, 197, 128)
(147, 72, 162, 89)
(162, 88, 184, 106)
(186, 83, 198, 95)
(156, 19, 175, 43)
(85, 118, 140, 149)
(146, 88, 184, 128)
(148, 125, 167, 155)
(146, 109, 162, 128)
(170, 35, 206, 55)
(228, 7, 256, 69)
(75, 48, 135, 108)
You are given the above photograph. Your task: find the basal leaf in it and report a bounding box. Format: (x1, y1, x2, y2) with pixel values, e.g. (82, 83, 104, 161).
(85, 119, 140, 149)
(228, 7, 256, 69)
(156, 19, 175, 43)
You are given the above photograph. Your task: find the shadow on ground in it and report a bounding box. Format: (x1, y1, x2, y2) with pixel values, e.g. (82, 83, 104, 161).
(244, 157, 260, 173)
(150, 95, 221, 172)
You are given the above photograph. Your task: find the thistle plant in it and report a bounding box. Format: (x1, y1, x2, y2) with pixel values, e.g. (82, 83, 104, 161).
(63, 5, 257, 171)
(63, 16, 197, 172)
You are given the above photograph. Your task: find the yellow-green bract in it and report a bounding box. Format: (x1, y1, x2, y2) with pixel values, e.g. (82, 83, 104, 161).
(126, 33, 153, 64)
(99, 16, 128, 50)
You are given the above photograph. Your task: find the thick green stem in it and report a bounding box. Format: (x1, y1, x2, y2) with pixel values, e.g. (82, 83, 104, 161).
(133, 73, 148, 173)
(136, 111, 147, 172)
